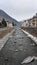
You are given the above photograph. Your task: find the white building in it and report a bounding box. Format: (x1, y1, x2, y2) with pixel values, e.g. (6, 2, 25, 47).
(22, 20, 29, 27)
(7, 21, 13, 27)
(0, 17, 3, 22)
(22, 13, 37, 28)
(28, 13, 37, 27)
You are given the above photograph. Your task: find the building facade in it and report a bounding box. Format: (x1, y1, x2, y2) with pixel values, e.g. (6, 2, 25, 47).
(7, 21, 13, 27)
(22, 13, 37, 28)
(28, 13, 37, 27)
(22, 20, 29, 27)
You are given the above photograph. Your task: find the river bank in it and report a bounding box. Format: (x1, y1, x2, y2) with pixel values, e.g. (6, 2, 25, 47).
(0, 27, 14, 39)
(0, 27, 15, 50)
(21, 27, 37, 44)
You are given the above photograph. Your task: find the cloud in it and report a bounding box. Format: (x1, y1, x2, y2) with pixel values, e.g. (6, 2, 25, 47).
(0, 0, 37, 21)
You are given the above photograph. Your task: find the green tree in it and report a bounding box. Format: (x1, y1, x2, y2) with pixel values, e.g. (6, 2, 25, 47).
(2, 19, 7, 27)
(12, 22, 15, 26)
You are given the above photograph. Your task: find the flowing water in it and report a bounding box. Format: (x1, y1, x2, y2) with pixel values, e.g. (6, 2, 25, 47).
(0, 26, 37, 65)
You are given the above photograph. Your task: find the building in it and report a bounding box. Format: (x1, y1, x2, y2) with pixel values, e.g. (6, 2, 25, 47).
(31, 13, 37, 27)
(22, 13, 37, 28)
(0, 17, 3, 22)
(22, 20, 29, 27)
(7, 21, 13, 27)
(0, 17, 3, 28)
(28, 13, 37, 27)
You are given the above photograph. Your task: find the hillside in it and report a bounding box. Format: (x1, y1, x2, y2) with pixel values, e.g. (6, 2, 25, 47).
(0, 9, 18, 25)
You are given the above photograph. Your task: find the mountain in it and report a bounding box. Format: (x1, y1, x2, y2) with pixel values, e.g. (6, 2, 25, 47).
(0, 9, 19, 25)
(18, 21, 24, 27)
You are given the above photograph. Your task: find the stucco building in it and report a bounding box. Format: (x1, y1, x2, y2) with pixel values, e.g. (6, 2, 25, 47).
(27, 13, 37, 27)
(22, 13, 37, 28)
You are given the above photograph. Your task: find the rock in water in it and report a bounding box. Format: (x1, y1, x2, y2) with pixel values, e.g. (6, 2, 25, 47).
(21, 56, 34, 64)
(33, 56, 37, 60)
(15, 49, 18, 52)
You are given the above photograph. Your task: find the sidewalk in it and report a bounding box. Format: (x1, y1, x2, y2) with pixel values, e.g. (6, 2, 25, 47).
(0, 27, 15, 50)
(22, 29, 37, 44)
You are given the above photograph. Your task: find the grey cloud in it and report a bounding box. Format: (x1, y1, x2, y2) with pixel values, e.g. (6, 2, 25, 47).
(0, 0, 37, 21)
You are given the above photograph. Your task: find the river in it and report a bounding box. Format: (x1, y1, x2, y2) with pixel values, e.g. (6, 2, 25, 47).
(0, 26, 37, 65)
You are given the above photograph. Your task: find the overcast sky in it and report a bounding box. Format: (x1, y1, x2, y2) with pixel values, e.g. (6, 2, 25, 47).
(0, 0, 37, 21)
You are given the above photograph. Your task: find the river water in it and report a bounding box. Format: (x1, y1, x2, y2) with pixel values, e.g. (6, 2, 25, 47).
(0, 27, 37, 65)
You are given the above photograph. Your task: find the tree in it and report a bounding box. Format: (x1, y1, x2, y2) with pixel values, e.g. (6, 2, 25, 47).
(12, 22, 16, 26)
(2, 19, 7, 27)
(12, 22, 15, 26)
(0, 22, 2, 28)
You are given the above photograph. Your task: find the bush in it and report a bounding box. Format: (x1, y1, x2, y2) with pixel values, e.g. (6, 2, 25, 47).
(2, 19, 7, 27)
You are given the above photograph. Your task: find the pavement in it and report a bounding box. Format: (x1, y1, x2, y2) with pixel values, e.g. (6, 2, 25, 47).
(0, 27, 37, 65)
